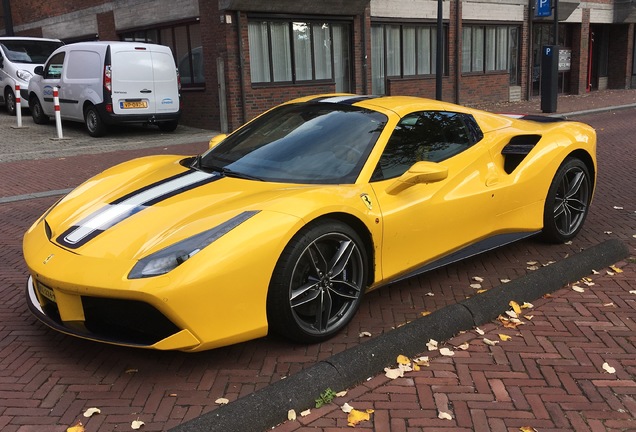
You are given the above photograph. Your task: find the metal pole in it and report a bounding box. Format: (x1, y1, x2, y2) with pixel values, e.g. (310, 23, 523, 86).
(553, 0, 559, 44)
(436, 0, 443, 100)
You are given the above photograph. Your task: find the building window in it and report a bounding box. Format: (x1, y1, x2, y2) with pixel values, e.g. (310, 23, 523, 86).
(248, 20, 351, 92)
(120, 21, 203, 88)
(371, 23, 446, 95)
(462, 25, 518, 76)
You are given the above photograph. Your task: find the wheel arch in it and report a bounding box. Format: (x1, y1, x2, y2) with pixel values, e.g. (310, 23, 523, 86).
(567, 148, 596, 189)
(306, 212, 376, 287)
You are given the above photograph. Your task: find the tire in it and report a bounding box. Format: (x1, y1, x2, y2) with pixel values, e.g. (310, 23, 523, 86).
(30, 96, 49, 124)
(541, 157, 592, 243)
(5, 88, 16, 116)
(267, 220, 368, 343)
(157, 120, 178, 132)
(84, 105, 105, 137)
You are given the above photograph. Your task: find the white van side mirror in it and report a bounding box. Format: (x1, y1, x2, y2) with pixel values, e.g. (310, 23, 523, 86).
(34, 65, 44, 76)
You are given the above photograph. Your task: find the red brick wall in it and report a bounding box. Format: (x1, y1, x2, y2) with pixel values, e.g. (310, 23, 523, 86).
(608, 24, 634, 89)
(569, 9, 590, 94)
(386, 76, 456, 101)
(459, 73, 510, 104)
(96, 11, 117, 40)
(11, 0, 110, 25)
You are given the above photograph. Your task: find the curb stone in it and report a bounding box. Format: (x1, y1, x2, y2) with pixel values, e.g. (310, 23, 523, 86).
(169, 238, 630, 432)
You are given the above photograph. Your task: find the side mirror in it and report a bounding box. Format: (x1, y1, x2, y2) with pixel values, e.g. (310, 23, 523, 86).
(208, 133, 227, 150)
(34, 65, 44, 76)
(386, 161, 448, 195)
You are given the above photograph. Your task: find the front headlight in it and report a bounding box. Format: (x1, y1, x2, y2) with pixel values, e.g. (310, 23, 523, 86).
(128, 211, 259, 279)
(16, 69, 33, 82)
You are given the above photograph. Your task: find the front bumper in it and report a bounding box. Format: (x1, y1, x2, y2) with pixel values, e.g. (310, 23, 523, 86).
(26, 276, 201, 350)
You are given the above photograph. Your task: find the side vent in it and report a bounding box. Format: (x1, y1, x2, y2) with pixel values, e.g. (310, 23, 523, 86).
(501, 134, 542, 174)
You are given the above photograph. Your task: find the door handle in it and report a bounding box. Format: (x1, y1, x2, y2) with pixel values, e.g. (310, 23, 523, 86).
(140, 89, 152, 93)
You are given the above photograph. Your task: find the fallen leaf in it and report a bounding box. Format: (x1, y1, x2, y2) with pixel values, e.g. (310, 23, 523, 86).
(301, 409, 311, 417)
(425, 292, 435, 296)
(526, 261, 538, 265)
(613, 206, 624, 209)
(572, 286, 585, 293)
(509, 301, 522, 315)
(347, 409, 373, 427)
(542, 260, 555, 266)
(521, 302, 534, 309)
(603, 302, 615, 307)
(527, 265, 539, 271)
(629, 290, 636, 294)
(609, 265, 623, 274)
(607, 271, 615, 276)
(565, 240, 573, 245)
(520, 427, 537, 432)
(475, 327, 485, 335)
(67, 422, 85, 432)
(397, 355, 411, 365)
(604, 231, 613, 234)
(500, 278, 511, 283)
(131, 420, 145, 430)
(499, 334, 512, 341)
(420, 311, 431, 317)
(125, 368, 138, 374)
(505, 310, 518, 318)
(359, 331, 372, 337)
(476, 289, 488, 294)
(426, 339, 439, 351)
(341, 402, 354, 413)
(472, 276, 484, 282)
(215, 398, 229, 405)
(470, 283, 482, 289)
(602, 362, 616, 374)
(439, 347, 455, 356)
(288, 409, 297, 421)
(438, 411, 453, 420)
(592, 269, 600, 274)
(83, 408, 101, 418)
(169, 393, 177, 397)
(384, 367, 404, 380)
(414, 356, 430, 367)
(456, 342, 470, 350)
(483, 338, 499, 346)
(524, 315, 534, 320)
(335, 390, 348, 397)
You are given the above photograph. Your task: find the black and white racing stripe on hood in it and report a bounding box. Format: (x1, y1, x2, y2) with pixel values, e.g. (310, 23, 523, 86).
(308, 95, 380, 105)
(56, 169, 222, 249)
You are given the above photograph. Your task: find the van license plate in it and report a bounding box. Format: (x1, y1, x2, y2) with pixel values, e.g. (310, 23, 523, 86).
(122, 101, 148, 109)
(37, 283, 56, 303)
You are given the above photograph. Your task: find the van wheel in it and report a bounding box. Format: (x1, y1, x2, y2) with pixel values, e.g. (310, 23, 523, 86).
(158, 120, 178, 132)
(30, 96, 49, 124)
(84, 105, 105, 137)
(5, 88, 16, 116)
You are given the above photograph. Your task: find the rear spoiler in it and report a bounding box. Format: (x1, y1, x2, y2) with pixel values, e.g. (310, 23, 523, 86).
(500, 114, 569, 123)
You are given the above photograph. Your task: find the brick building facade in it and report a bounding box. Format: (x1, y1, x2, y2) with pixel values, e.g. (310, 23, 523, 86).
(1, 0, 635, 131)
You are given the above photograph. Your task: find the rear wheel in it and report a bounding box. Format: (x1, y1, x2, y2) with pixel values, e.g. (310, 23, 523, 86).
(542, 157, 592, 243)
(158, 120, 178, 132)
(267, 220, 368, 343)
(30, 96, 48, 124)
(84, 105, 105, 137)
(5, 88, 16, 116)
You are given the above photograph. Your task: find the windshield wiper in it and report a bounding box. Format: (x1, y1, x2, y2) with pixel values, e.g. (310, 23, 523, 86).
(198, 161, 263, 181)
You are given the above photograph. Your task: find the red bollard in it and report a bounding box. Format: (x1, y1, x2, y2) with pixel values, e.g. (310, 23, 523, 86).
(15, 83, 23, 127)
(53, 86, 64, 139)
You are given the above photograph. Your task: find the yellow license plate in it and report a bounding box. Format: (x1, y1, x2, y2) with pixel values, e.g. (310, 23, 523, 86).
(122, 101, 148, 109)
(37, 283, 56, 303)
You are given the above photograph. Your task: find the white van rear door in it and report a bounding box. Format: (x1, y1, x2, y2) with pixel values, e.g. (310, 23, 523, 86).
(149, 49, 179, 114)
(111, 48, 155, 115)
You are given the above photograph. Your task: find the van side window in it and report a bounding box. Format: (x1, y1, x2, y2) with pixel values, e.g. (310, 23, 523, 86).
(44, 52, 65, 79)
(66, 50, 101, 80)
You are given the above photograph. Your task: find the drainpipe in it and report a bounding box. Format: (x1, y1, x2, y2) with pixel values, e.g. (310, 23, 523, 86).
(236, 11, 247, 126)
(3, 0, 14, 36)
(455, 0, 461, 104)
(527, 0, 533, 100)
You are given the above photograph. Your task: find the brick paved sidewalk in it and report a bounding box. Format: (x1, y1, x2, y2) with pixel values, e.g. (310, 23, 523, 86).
(273, 257, 636, 431)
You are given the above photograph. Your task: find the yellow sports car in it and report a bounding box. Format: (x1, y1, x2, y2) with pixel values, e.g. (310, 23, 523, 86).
(23, 94, 596, 351)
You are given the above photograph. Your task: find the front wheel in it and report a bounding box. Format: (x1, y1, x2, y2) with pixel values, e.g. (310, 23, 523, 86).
(5, 88, 16, 116)
(84, 105, 105, 137)
(267, 220, 368, 343)
(30, 96, 49, 124)
(541, 157, 592, 243)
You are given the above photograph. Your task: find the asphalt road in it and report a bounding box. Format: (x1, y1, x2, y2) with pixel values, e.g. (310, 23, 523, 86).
(0, 104, 635, 431)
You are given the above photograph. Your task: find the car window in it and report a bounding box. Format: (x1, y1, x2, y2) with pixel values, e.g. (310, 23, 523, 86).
(200, 102, 387, 184)
(44, 52, 65, 79)
(371, 111, 482, 181)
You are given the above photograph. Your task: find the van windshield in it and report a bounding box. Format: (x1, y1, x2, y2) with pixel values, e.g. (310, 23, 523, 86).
(0, 40, 63, 64)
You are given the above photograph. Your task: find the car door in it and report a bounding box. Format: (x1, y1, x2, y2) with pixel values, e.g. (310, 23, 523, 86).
(370, 110, 503, 282)
(39, 51, 65, 116)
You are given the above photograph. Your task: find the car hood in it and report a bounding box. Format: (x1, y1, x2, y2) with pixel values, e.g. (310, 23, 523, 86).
(44, 155, 314, 259)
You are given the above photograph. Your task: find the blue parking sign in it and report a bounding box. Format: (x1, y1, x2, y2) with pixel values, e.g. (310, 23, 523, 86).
(536, 0, 552, 17)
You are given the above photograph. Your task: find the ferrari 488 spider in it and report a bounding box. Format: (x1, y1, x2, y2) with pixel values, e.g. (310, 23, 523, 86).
(24, 94, 596, 351)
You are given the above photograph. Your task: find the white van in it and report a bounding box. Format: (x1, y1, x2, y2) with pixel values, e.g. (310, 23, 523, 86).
(0, 37, 64, 115)
(28, 41, 181, 137)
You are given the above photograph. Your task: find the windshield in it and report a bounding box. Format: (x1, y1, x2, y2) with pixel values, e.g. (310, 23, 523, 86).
(0, 40, 63, 64)
(199, 103, 388, 184)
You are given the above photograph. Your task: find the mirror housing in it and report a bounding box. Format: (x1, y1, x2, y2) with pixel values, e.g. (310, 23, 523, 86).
(208, 133, 227, 150)
(386, 161, 448, 195)
(34, 65, 44, 76)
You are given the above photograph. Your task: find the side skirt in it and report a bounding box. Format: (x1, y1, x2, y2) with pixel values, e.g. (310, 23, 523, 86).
(388, 231, 540, 285)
